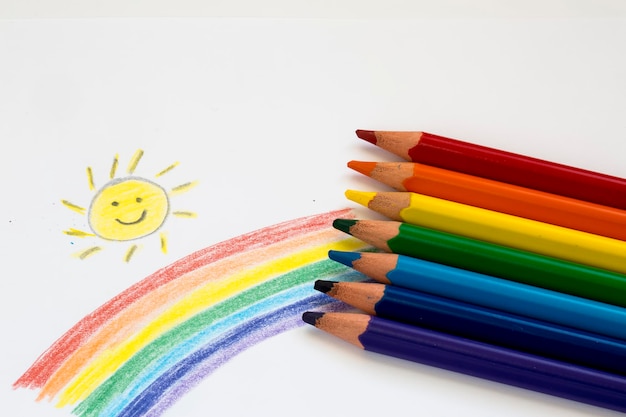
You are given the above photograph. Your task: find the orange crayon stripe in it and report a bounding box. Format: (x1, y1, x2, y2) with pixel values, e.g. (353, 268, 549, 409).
(38, 227, 345, 400)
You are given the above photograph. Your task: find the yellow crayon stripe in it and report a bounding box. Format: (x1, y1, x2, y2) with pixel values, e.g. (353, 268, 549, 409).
(57, 237, 365, 406)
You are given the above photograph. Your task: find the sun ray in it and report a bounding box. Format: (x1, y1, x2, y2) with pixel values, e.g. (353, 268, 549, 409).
(86, 167, 95, 191)
(172, 211, 197, 218)
(75, 246, 102, 260)
(63, 228, 96, 238)
(61, 200, 87, 215)
(110, 154, 119, 179)
(160, 232, 168, 254)
(124, 245, 139, 263)
(170, 181, 198, 196)
(127, 150, 144, 175)
(155, 162, 179, 178)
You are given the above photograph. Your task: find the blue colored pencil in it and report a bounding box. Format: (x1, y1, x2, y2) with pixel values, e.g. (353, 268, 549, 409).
(328, 250, 626, 341)
(314, 279, 626, 376)
(303, 311, 626, 413)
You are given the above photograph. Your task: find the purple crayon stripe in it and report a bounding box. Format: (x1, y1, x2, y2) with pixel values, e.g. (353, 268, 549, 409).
(118, 295, 348, 417)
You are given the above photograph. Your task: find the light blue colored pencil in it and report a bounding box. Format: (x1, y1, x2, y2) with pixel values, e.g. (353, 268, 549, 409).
(328, 250, 626, 341)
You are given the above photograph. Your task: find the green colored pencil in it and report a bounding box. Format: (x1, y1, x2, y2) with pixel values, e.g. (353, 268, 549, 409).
(332, 218, 626, 308)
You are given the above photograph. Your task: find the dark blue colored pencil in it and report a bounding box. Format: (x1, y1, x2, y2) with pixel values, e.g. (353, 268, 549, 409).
(314, 279, 626, 376)
(303, 311, 626, 413)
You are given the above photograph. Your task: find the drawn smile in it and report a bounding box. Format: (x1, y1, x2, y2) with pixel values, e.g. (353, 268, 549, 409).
(115, 210, 147, 226)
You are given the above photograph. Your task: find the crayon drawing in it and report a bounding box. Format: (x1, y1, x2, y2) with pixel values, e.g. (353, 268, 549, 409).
(14, 209, 369, 417)
(61, 150, 198, 262)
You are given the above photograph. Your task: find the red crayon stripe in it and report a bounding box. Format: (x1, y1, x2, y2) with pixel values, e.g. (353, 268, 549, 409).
(14, 208, 353, 389)
(356, 129, 626, 210)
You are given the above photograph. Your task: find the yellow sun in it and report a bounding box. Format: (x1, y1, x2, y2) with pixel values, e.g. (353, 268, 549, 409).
(89, 178, 169, 241)
(62, 150, 197, 262)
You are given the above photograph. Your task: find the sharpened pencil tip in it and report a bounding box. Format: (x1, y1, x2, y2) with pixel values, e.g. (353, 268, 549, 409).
(302, 311, 324, 326)
(347, 160, 377, 176)
(314, 280, 336, 294)
(345, 189, 376, 208)
(332, 218, 357, 234)
(356, 129, 377, 144)
(328, 250, 362, 267)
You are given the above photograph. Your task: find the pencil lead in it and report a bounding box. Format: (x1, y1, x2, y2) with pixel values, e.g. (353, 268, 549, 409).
(302, 311, 324, 326)
(345, 189, 376, 207)
(314, 280, 336, 294)
(328, 250, 361, 267)
(332, 218, 357, 234)
(347, 160, 377, 176)
(355, 129, 377, 145)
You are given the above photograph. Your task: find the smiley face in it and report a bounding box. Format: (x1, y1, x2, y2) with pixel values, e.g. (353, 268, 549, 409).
(88, 177, 169, 241)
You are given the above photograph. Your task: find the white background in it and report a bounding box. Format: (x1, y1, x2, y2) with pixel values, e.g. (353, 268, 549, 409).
(2, 2, 626, 416)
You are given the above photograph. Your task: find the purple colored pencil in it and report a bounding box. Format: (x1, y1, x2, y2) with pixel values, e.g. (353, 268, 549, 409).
(302, 311, 626, 413)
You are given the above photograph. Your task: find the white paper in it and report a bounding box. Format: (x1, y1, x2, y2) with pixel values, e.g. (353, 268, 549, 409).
(2, 17, 625, 417)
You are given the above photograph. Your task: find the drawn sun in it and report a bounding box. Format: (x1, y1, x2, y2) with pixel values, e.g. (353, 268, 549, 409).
(62, 150, 197, 262)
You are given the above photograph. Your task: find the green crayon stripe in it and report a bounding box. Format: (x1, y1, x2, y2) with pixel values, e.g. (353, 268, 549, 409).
(74, 259, 358, 417)
(387, 222, 626, 308)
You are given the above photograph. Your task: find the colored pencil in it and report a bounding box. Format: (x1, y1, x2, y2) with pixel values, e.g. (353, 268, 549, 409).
(327, 250, 626, 341)
(348, 160, 626, 241)
(302, 311, 626, 413)
(314, 279, 626, 376)
(345, 190, 626, 275)
(356, 129, 626, 210)
(331, 219, 626, 308)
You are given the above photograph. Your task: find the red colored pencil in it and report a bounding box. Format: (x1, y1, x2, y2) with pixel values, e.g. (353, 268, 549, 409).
(356, 130, 626, 210)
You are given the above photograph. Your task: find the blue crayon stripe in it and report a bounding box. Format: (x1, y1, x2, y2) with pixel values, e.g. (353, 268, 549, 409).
(99, 280, 348, 417)
(76, 262, 363, 417)
(117, 294, 344, 417)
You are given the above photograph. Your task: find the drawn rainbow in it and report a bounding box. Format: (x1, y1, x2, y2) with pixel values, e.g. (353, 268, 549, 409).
(14, 209, 368, 417)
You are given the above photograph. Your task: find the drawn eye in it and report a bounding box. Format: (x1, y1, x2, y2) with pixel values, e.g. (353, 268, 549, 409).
(136, 197, 143, 203)
(111, 201, 119, 207)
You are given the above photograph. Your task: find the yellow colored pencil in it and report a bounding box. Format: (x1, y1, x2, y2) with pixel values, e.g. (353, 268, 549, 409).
(346, 190, 626, 275)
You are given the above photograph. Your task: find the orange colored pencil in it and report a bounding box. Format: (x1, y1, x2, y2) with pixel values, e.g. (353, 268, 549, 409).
(348, 161, 626, 241)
